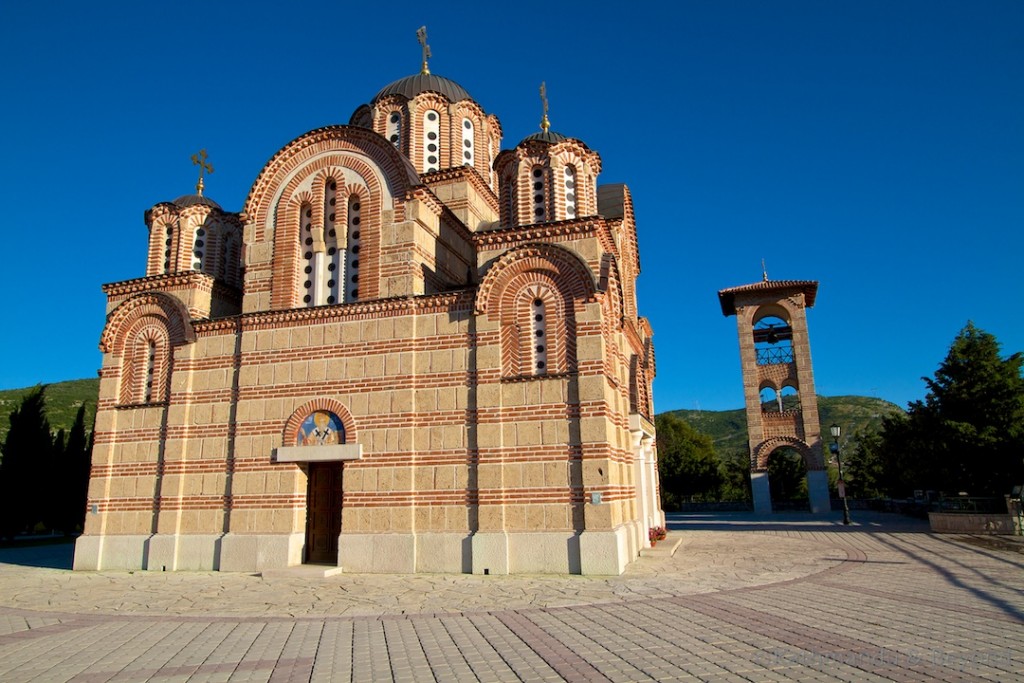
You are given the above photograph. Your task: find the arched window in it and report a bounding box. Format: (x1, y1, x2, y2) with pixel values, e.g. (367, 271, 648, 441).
(162, 223, 174, 273)
(461, 118, 474, 166)
(531, 165, 546, 222)
(218, 230, 241, 287)
(753, 315, 793, 365)
(191, 220, 207, 272)
(120, 326, 170, 406)
(143, 340, 156, 403)
(563, 165, 577, 219)
(780, 385, 801, 411)
(531, 296, 548, 374)
(422, 110, 440, 172)
(344, 195, 361, 302)
(760, 386, 781, 413)
(386, 111, 402, 150)
(299, 202, 315, 306)
(503, 174, 517, 227)
(323, 180, 342, 305)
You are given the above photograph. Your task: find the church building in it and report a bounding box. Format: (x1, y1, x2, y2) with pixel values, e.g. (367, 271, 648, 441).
(75, 36, 661, 575)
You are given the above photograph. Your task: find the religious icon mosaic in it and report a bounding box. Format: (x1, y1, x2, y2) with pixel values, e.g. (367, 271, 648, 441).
(297, 410, 343, 446)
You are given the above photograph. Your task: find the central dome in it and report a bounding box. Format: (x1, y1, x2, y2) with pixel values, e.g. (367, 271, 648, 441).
(372, 73, 472, 103)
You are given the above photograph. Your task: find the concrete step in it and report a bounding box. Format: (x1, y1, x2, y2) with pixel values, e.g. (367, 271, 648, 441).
(639, 534, 683, 558)
(260, 564, 344, 579)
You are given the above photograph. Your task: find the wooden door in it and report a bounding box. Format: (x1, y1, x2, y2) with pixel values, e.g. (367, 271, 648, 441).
(304, 462, 343, 564)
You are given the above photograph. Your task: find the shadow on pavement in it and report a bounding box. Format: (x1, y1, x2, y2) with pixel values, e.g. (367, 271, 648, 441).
(0, 540, 75, 569)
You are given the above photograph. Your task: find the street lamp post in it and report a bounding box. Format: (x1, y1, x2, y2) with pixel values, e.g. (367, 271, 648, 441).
(830, 423, 852, 525)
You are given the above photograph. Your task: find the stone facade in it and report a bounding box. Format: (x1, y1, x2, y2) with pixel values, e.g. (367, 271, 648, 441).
(718, 279, 829, 514)
(74, 65, 661, 575)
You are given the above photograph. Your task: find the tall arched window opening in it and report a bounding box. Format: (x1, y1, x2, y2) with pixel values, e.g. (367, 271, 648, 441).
(461, 118, 475, 166)
(323, 180, 342, 305)
(423, 110, 440, 172)
(144, 340, 156, 403)
(563, 165, 577, 219)
(531, 166, 546, 222)
(386, 111, 402, 150)
(532, 296, 548, 374)
(300, 202, 315, 306)
(163, 224, 174, 273)
(192, 221, 206, 271)
(345, 195, 361, 302)
(753, 316, 793, 365)
(760, 386, 781, 413)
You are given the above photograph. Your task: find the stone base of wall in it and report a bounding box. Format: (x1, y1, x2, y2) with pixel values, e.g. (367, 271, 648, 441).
(928, 512, 1018, 535)
(146, 534, 223, 571)
(75, 528, 641, 575)
(73, 534, 149, 570)
(219, 533, 304, 571)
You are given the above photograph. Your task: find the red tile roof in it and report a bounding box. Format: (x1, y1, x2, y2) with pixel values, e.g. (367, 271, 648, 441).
(717, 279, 818, 316)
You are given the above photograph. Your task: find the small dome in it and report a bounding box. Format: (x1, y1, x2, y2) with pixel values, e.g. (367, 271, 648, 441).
(172, 194, 222, 210)
(373, 73, 472, 104)
(520, 130, 568, 145)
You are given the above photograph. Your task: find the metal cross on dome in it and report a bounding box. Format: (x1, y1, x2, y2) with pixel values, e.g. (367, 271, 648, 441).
(191, 149, 214, 196)
(417, 26, 431, 75)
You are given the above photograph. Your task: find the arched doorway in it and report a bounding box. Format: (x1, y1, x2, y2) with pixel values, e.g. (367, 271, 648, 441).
(767, 446, 809, 511)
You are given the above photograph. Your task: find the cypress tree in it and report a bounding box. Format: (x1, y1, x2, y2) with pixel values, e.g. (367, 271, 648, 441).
(0, 387, 52, 538)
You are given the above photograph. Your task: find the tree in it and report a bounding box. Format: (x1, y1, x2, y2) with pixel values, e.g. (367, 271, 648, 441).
(767, 448, 807, 502)
(655, 413, 722, 508)
(718, 449, 753, 502)
(880, 323, 1024, 498)
(56, 405, 91, 534)
(0, 387, 52, 537)
(843, 427, 887, 498)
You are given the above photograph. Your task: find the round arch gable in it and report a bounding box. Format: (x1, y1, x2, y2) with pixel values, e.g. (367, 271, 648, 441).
(99, 293, 195, 355)
(244, 125, 420, 235)
(475, 242, 598, 319)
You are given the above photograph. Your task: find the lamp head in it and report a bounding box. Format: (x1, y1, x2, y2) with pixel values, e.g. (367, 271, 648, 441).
(830, 423, 841, 439)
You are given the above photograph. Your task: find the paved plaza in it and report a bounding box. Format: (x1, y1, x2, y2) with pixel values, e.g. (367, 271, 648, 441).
(0, 512, 1021, 682)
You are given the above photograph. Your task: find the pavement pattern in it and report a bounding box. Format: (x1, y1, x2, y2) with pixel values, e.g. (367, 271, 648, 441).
(0, 511, 1021, 682)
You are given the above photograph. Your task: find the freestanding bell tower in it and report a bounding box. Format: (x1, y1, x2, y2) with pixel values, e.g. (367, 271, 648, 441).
(718, 275, 830, 514)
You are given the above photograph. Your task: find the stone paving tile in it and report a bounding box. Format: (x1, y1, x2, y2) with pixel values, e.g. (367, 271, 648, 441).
(1, 512, 1022, 681)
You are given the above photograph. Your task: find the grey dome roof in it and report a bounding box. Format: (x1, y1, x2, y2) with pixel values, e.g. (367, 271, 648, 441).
(172, 194, 222, 209)
(373, 73, 472, 103)
(520, 130, 568, 145)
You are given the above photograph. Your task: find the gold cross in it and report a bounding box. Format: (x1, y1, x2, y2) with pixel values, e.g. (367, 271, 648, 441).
(417, 26, 431, 75)
(540, 82, 550, 132)
(191, 149, 214, 196)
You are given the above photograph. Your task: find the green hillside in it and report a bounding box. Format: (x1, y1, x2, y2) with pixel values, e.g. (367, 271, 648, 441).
(663, 395, 903, 454)
(0, 378, 100, 444)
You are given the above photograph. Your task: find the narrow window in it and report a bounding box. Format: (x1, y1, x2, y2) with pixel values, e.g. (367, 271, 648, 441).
(192, 222, 206, 271)
(300, 202, 315, 307)
(564, 165, 577, 219)
(532, 297, 548, 374)
(345, 195, 361, 302)
(422, 110, 440, 172)
(461, 118, 474, 166)
(531, 165, 546, 222)
(163, 224, 174, 273)
(323, 180, 340, 305)
(144, 340, 156, 403)
(386, 111, 402, 150)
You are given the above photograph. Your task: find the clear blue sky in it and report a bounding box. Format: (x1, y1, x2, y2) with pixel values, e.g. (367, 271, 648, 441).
(1, 1, 1021, 412)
